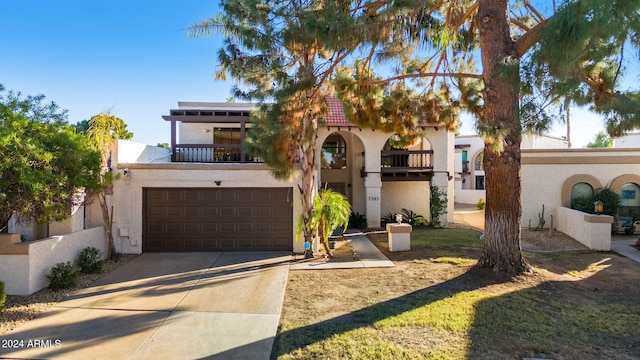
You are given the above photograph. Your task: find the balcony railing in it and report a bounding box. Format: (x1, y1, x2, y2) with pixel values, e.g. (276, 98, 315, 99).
(172, 144, 262, 163)
(462, 160, 470, 173)
(380, 150, 434, 181)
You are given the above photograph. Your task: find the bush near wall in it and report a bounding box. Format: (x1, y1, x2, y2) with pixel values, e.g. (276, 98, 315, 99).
(47, 262, 79, 291)
(0, 281, 6, 310)
(77, 247, 103, 274)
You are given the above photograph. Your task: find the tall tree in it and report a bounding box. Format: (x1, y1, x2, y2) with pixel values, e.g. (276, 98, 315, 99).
(189, 0, 361, 252)
(334, 0, 640, 273)
(74, 117, 133, 140)
(85, 112, 133, 259)
(586, 131, 613, 148)
(0, 85, 102, 232)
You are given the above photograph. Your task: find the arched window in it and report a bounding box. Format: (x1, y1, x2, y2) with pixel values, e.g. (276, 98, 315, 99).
(570, 182, 594, 208)
(474, 152, 484, 171)
(321, 133, 347, 169)
(620, 183, 640, 207)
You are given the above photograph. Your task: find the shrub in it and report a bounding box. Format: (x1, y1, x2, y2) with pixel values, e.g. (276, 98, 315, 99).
(402, 208, 427, 226)
(0, 281, 6, 311)
(476, 198, 486, 210)
(572, 187, 620, 216)
(77, 247, 103, 274)
(348, 212, 368, 230)
(47, 262, 79, 291)
(381, 212, 396, 226)
(429, 184, 448, 228)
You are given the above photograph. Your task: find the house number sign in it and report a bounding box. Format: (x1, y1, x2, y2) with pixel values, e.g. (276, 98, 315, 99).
(368, 196, 380, 201)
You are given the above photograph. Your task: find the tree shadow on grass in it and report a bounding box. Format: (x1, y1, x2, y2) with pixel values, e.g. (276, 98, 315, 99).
(272, 251, 640, 359)
(271, 267, 511, 358)
(468, 253, 640, 359)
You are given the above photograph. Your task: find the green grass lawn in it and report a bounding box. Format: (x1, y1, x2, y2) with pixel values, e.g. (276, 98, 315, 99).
(276, 227, 640, 359)
(410, 227, 483, 248)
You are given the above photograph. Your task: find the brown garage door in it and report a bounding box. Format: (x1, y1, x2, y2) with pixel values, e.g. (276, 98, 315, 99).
(143, 188, 292, 252)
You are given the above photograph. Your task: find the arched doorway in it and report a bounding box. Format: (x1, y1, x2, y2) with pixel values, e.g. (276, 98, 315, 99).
(319, 132, 367, 215)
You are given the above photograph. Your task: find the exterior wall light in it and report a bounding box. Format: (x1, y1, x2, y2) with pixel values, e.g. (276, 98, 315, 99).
(594, 200, 604, 215)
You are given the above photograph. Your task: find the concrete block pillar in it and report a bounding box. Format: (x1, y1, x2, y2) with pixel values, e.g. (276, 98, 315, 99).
(364, 174, 382, 228)
(386, 223, 412, 251)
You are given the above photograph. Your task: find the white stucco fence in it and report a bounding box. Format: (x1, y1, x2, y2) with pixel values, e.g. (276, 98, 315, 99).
(0, 227, 107, 295)
(454, 189, 485, 205)
(553, 206, 613, 251)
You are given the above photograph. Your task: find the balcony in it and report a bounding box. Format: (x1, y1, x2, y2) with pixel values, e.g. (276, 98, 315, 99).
(172, 144, 262, 163)
(380, 150, 434, 181)
(462, 160, 470, 173)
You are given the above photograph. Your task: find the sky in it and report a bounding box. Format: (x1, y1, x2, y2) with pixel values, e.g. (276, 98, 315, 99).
(0, 1, 636, 148)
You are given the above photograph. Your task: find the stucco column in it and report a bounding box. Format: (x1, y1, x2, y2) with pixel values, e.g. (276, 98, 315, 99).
(431, 130, 455, 226)
(364, 174, 382, 228)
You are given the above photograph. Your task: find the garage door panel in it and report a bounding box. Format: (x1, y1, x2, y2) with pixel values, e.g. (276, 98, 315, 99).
(166, 207, 184, 216)
(202, 223, 219, 232)
(238, 238, 254, 248)
(272, 207, 290, 217)
(184, 223, 202, 232)
(183, 189, 201, 200)
(272, 221, 292, 231)
(219, 237, 237, 248)
(147, 206, 165, 216)
(166, 223, 184, 232)
(219, 206, 237, 216)
(166, 190, 183, 200)
(184, 207, 201, 216)
(144, 188, 292, 252)
(237, 191, 254, 201)
(183, 238, 202, 248)
(238, 207, 254, 216)
(202, 207, 219, 216)
(220, 222, 236, 232)
(272, 236, 290, 247)
(220, 191, 237, 201)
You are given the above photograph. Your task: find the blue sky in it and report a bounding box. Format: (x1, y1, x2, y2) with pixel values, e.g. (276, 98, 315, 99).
(0, 1, 635, 147)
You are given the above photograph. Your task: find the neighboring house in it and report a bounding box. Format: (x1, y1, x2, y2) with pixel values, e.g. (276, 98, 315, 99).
(521, 148, 640, 230)
(614, 132, 640, 148)
(454, 133, 640, 234)
(454, 134, 568, 204)
(110, 98, 455, 255)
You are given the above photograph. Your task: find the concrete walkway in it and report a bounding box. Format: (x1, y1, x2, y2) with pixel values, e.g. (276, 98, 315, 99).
(452, 203, 485, 230)
(0, 252, 291, 360)
(611, 236, 640, 263)
(290, 231, 395, 270)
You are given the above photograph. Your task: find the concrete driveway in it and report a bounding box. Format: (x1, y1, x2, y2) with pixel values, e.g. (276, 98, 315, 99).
(0, 252, 291, 360)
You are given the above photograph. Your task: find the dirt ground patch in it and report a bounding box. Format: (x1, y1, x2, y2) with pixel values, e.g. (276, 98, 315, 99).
(276, 229, 640, 359)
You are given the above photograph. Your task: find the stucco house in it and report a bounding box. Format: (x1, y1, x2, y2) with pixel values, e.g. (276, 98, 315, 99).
(454, 134, 569, 205)
(110, 98, 455, 255)
(453, 133, 640, 250)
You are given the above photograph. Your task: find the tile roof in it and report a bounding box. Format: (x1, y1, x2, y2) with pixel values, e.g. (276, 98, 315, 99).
(323, 95, 440, 129)
(324, 96, 351, 127)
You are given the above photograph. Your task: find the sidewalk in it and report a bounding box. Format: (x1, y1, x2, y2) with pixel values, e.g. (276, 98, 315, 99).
(611, 236, 640, 263)
(290, 231, 395, 270)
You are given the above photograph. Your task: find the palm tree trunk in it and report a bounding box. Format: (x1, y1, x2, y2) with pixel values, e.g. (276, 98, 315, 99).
(298, 120, 318, 257)
(476, 0, 531, 274)
(98, 191, 116, 260)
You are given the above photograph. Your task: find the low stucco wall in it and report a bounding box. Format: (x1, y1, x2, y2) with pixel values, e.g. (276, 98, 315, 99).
(554, 206, 612, 251)
(454, 189, 485, 205)
(381, 182, 430, 223)
(0, 227, 107, 295)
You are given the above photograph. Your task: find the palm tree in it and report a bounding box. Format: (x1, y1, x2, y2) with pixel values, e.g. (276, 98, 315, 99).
(309, 189, 351, 258)
(86, 113, 131, 259)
